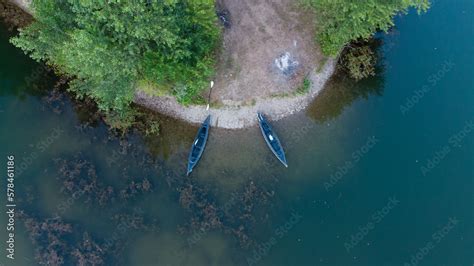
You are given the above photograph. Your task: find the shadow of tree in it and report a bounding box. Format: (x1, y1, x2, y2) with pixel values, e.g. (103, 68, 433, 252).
(0, 22, 59, 100)
(139, 109, 196, 160)
(307, 38, 388, 123)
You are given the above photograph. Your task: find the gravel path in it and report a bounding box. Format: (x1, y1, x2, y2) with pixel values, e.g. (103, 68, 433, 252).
(134, 59, 336, 129)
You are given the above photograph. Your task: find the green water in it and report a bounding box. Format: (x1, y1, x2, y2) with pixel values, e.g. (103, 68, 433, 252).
(1, 1, 473, 265)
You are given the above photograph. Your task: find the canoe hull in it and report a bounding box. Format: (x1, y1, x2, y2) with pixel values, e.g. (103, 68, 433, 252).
(257, 113, 288, 167)
(187, 115, 211, 175)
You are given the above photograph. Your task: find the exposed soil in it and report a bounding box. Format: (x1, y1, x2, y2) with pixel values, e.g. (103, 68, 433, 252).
(134, 59, 335, 129)
(135, 0, 337, 129)
(4, 0, 338, 129)
(212, 0, 324, 105)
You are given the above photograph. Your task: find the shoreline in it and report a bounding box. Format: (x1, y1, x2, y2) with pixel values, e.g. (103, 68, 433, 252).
(5, 0, 338, 129)
(134, 58, 336, 129)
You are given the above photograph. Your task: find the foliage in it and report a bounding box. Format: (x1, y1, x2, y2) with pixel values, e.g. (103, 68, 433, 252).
(103, 108, 139, 134)
(296, 77, 311, 94)
(102, 106, 161, 136)
(11, 0, 220, 118)
(145, 120, 161, 136)
(340, 43, 376, 80)
(302, 0, 430, 56)
(141, 1, 219, 104)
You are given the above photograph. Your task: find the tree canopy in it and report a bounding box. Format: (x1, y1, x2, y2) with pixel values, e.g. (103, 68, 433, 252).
(303, 0, 430, 56)
(11, 0, 220, 118)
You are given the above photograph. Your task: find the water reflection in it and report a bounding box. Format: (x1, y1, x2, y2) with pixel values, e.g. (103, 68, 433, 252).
(1, 21, 360, 264)
(4, 75, 281, 265)
(140, 110, 196, 160)
(0, 27, 345, 263)
(3, 0, 473, 263)
(0, 26, 58, 100)
(0, 18, 398, 265)
(307, 39, 386, 123)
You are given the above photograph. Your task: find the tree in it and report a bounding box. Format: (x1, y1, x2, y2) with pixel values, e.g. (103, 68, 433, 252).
(11, 0, 220, 122)
(302, 0, 430, 56)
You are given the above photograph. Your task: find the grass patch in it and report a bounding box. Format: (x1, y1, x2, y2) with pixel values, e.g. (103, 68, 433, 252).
(296, 77, 311, 95)
(138, 80, 169, 97)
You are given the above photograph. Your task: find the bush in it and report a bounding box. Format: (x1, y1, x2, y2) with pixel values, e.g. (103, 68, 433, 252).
(302, 0, 430, 56)
(340, 43, 376, 80)
(11, 0, 220, 118)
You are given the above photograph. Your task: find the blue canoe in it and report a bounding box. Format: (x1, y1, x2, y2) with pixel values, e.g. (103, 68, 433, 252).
(187, 115, 211, 175)
(257, 113, 288, 167)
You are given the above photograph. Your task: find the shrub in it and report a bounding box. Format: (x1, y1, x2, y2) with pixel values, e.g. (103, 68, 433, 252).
(302, 0, 430, 56)
(340, 43, 376, 80)
(296, 77, 311, 94)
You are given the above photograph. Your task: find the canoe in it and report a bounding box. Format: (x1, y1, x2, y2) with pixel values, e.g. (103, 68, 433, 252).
(187, 115, 211, 176)
(257, 112, 288, 167)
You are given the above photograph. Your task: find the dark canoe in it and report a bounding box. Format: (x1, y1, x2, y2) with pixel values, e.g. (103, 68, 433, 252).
(187, 115, 211, 176)
(257, 113, 288, 167)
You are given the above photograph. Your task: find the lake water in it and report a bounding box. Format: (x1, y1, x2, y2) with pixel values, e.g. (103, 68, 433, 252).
(0, 1, 473, 265)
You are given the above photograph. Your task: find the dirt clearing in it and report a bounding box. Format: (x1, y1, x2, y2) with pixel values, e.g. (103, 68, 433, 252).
(212, 0, 324, 105)
(135, 0, 336, 129)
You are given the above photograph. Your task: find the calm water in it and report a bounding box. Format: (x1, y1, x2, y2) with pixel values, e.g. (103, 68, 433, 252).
(1, 1, 473, 265)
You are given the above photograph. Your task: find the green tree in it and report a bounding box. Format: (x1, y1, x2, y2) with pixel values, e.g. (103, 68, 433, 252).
(11, 0, 220, 122)
(302, 0, 430, 56)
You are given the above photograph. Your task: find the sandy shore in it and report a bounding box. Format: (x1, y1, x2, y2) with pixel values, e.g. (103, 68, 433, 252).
(133, 0, 338, 129)
(134, 58, 336, 129)
(9, 0, 338, 129)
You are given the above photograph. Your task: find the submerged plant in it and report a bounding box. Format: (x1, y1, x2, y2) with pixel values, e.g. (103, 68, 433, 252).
(340, 43, 376, 80)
